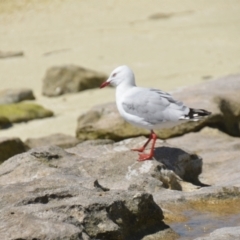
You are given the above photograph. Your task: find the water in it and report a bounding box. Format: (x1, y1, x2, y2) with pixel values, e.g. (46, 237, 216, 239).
(169, 209, 240, 239)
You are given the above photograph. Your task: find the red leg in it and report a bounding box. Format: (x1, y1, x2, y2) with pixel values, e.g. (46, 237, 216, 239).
(131, 134, 152, 152)
(138, 131, 157, 161)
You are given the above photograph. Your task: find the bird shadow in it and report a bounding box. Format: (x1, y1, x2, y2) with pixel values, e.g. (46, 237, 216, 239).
(153, 146, 210, 187)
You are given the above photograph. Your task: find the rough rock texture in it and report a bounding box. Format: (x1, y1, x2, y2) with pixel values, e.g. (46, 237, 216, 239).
(25, 133, 81, 149)
(167, 127, 240, 187)
(172, 74, 240, 137)
(1, 125, 240, 238)
(68, 138, 202, 191)
(0, 145, 175, 240)
(0, 50, 24, 58)
(42, 65, 107, 97)
(76, 74, 240, 141)
(0, 137, 26, 164)
(194, 226, 240, 240)
(0, 102, 53, 123)
(0, 88, 35, 104)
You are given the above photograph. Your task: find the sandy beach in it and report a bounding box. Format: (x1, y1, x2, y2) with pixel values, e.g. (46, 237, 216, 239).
(0, 0, 240, 140)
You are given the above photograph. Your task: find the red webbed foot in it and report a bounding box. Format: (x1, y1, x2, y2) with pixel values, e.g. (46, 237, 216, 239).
(137, 153, 153, 161)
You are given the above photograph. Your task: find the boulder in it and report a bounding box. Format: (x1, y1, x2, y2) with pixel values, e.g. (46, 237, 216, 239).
(0, 102, 53, 123)
(25, 133, 81, 149)
(0, 88, 35, 104)
(0, 137, 26, 164)
(0, 50, 24, 58)
(42, 65, 107, 97)
(0, 128, 240, 238)
(167, 127, 240, 187)
(68, 137, 202, 191)
(0, 145, 175, 240)
(76, 74, 240, 141)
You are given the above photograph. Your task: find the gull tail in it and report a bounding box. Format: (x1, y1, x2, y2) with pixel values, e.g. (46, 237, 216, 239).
(180, 108, 211, 121)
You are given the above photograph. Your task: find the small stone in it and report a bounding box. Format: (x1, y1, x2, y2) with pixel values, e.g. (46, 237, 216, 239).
(0, 137, 26, 164)
(0, 88, 35, 105)
(42, 65, 107, 97)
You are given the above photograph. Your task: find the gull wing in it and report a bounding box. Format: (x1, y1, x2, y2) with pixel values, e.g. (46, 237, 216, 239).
(122, 88, 189, 124)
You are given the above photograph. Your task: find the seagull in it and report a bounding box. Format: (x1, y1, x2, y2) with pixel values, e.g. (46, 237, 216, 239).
(100, 65, 211, 161)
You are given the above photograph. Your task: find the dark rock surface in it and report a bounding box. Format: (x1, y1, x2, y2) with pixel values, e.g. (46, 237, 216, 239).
(25, 133, 81, 149)
(0, 137, 26, 164)
(42, 65, 107, 97)
(0, 102, 54, 123)
(76, 74, 240, 141)
(0, 116, 11, 129)
(0, 88, 35, 104)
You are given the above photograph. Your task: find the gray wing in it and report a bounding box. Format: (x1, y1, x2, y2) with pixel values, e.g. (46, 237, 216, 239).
(122, 88, 189, 124)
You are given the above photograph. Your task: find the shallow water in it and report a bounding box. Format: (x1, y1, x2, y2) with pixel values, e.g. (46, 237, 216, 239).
(169, 209, 240, 239)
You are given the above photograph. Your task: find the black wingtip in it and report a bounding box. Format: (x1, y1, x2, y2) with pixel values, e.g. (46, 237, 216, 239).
(187, 108, 211, 119)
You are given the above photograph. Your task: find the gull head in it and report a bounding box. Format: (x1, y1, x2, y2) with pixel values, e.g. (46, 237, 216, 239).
(100, 65, 135, 88)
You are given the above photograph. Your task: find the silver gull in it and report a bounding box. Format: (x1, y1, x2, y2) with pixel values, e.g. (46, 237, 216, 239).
(100, 65, 211, 161)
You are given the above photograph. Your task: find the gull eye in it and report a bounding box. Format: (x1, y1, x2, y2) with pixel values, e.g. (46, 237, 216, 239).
(112, 73, 117, 77)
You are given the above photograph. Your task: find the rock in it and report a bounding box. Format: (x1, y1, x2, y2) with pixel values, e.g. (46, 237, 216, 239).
(172, 74, 240, 137)
(0, 137, 26, 164)
(25, 133, 81, 149)
(76, 74, 240, 141)
(1, 130, 240, 238)
(0, 102, 53, 123)
(0, 116, 11, 129)
(76, 102, 150, 141)
(67, 137, 202, 191)
(0, 50, 24, 59)
(167, 127, 240, 187)
(42, 65, 107, 97)
(0, 145, 175, 240)
(0, 88, 35, 104)
(194, 226, 240, 240)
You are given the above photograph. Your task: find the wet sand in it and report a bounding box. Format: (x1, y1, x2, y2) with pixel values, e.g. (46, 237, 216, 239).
(0, 0, 240, 140)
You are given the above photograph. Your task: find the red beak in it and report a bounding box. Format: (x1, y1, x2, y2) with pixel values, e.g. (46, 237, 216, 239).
(100, 81, 110, 88)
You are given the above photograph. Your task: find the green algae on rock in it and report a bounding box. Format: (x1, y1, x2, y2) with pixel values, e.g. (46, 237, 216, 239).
(0, 102, 53, 123)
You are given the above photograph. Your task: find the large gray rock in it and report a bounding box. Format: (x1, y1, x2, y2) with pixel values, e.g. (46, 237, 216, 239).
(1, 125, 240, 239)
(25, 133, 81, 149)
(167, 127, 240, 187)
(0, 145, 176, 240)
(76, 74, 240, 141)
(68, 137, 202, 191)
(42, 65, 107, 97)
(0, 137, 26, 164)
(0, 88, 35, 105)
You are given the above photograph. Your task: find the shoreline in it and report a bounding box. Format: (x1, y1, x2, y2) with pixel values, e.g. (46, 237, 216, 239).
(0, 0, 240, 140)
